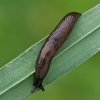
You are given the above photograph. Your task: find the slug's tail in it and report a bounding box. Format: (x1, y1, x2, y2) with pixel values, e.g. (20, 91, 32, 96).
(31, 80, 45, 93)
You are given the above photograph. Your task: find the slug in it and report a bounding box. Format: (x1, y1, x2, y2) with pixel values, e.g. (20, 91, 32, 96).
(31, 12, 81, 93)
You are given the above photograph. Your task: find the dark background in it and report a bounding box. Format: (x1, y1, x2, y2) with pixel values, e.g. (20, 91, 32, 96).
(0, 1, 100, 100)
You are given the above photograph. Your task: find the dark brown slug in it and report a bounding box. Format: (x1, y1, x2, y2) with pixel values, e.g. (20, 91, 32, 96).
(31, 12, 81, 93)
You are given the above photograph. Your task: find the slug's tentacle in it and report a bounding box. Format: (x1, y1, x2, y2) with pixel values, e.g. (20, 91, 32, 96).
(31, 12, 81, 93)
(31, 78, 44, 93)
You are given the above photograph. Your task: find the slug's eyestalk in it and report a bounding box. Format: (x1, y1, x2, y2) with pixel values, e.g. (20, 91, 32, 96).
(31, 80, 44, 93)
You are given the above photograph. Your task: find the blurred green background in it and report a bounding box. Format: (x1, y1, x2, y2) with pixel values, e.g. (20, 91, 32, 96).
(0, 0, 100, 100)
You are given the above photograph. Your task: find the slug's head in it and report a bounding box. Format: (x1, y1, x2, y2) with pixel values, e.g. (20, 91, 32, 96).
(31, 74, 45, 93)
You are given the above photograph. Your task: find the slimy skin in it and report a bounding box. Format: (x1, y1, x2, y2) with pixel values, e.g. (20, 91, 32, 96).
(31, 12, 81, 93)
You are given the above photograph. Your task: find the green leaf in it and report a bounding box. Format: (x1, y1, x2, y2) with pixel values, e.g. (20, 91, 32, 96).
(0, 4, 100, 100)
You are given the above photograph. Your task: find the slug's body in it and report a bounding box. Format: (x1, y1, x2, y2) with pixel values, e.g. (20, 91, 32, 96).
(31, 12, 81, 93)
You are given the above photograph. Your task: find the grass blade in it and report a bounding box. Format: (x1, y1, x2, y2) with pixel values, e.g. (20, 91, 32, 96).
(0, 4, 100, 100)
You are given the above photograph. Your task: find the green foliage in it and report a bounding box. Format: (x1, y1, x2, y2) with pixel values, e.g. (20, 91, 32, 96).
(0, 4, 100, 100)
